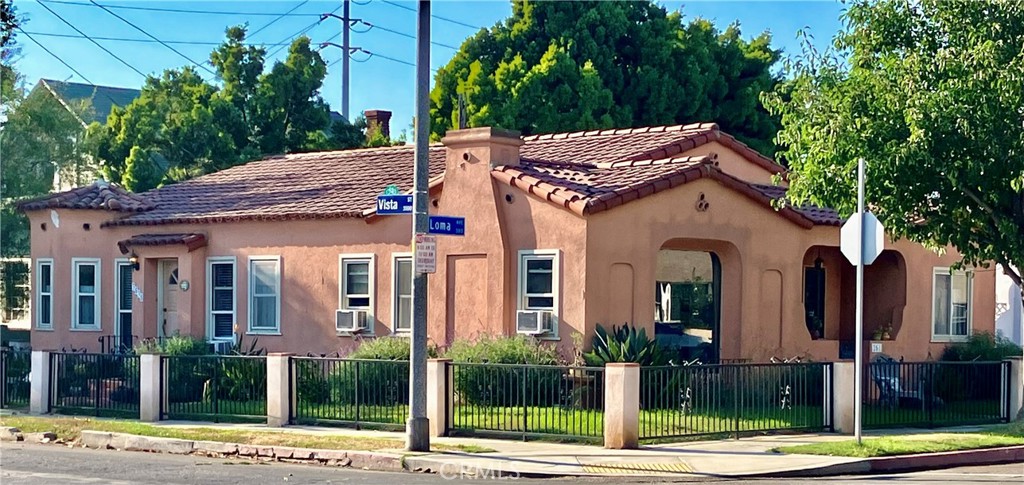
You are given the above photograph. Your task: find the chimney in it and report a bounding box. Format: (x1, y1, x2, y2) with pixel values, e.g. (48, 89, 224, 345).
(364, 109, 392, 140)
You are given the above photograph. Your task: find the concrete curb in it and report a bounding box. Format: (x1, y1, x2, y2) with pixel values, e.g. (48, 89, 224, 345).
(766, 445, 1024, 477)
(78, 431, 404, 472)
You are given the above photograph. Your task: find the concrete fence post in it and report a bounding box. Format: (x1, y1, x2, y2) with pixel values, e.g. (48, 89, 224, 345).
(604, 363, 640, 449)
(427, 358, 451, 437)
(1006, 357, 1023, 421)
(139, 353, 162, 422)
(832, 361, 856, 433)
(267, 353, 293, 427)
(29, 350, 51, 415)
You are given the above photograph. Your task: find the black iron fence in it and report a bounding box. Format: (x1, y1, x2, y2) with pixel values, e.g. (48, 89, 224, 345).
(50, 352, 140, 418)
(162, 355, 266, 422)
(1, 349, 31, 409)
(291, 358, 408, 430)
(447, 362, 605, 441)
(865, 360, 1010, 428)
(639, 363, 833, 441)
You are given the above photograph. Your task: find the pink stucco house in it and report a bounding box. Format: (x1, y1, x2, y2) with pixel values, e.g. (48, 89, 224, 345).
(19, 123, 995, 363)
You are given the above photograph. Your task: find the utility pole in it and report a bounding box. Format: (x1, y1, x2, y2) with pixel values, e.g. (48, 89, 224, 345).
(341, 0, 351, 120)
(407, 0, 431, 452)
(854, 157, 865, 444)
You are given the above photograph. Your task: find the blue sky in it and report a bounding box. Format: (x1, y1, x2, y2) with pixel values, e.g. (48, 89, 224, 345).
(12, 0, 847, 135)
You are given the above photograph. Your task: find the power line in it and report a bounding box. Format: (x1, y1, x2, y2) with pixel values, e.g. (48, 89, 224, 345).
(85, 0, 217, 76)
(23, 30, 294, 47)
(357, 20, 458, 50)
(264, 5, 341, 60)
(247, 1, 310, 41)
(379, 0, 480, 30)
(16, 29, 95, 85)
(40, 0, 317, 17)
(35, 1, 148, 78)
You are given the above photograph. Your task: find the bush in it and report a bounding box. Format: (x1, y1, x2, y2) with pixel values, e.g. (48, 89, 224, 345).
(344, 336, 436, 360)
(940, 332, 1022, 362)
(324, 338, 424, 407)
(295, 359, 331, 404)
(134, 335, 209, 356)
(444, 335, 565, 406)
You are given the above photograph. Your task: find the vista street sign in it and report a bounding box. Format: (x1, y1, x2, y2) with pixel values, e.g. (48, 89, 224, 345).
(428, 215, 465, 236)
(376, 194, 413, 215)
(841, 211, 884, 266)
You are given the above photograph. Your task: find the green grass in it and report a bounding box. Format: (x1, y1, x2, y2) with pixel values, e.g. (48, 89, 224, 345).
(0, 415, 494, 453)
(862, 399, 1003, 428)
(773, 422, 1024, 458)
(166, 400, 266, 423)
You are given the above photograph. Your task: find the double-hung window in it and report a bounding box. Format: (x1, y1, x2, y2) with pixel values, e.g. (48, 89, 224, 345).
(517, 250, 560, 336)
(207, 258, 236, 340)
(340, 254, 375, 332)
(36, 259, 53, 329)
(932, 267, 972, 341)
(392, 255, 412, 333)
(115, 260, 133, 342)
(72, 258, 101, 330)
(248, 257, 281, 334)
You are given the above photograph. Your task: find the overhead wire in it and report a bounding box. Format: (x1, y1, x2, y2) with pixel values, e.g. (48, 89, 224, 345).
(264, 5, 341, 60)
(85, 0, 217, 76)
(16, 29, 96, 85)
(246, 0, 310, 41)
(23, 31, 293, 46)
(39, 0, 317, 17)
(379, 0, 480, 30)
(356, 20, 458, 50)
(35, 1, 148, 78)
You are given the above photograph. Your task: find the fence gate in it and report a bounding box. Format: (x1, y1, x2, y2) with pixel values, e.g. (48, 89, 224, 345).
(1, 349, 31, 409)
(50, 352, 140, 418)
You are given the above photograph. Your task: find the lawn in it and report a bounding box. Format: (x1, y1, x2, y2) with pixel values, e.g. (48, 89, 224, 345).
(0, 415, 493, 453)
(862, 399, 1004, 428)
(165, 400, 267, 423)
(773, 422, 1024, 458)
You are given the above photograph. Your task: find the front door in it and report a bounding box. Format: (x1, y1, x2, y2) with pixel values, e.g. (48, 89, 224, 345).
(157, 259, 180, 338)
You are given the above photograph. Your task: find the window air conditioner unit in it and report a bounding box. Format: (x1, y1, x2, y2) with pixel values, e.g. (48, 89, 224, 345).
(337, 309, 368, 333)
(516, 310, 554, 335)
(211, 341, 233, 355)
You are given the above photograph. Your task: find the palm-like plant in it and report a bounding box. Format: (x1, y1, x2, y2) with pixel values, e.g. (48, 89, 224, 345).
(583, 324, 668, 367)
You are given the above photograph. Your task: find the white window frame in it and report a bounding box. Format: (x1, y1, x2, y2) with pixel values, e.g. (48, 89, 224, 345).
(339, 253, 376, 334)
(114, 258, 133, 339)
(517, 249, 561, 338)
(931, 267, 973, 342)
(247, 256, 282, 335)
(207, 256, 237, 342)
(71, 257, 101, 331)
(391, 253, 412, 334)
(35, 258, 53, 330)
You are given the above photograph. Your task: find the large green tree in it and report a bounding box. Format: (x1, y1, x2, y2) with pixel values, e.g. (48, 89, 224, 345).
(430, 0, 781, 153)
(763, 1, 1024, 292)
(92, 26, 370, 192)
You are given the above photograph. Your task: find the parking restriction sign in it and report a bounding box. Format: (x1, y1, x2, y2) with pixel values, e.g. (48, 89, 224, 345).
(414, 233, 436, 274)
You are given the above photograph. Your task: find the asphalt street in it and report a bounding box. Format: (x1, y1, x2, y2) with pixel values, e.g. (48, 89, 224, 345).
(0, 443, 1022, 484)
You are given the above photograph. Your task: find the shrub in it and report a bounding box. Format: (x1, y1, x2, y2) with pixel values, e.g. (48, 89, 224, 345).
(344, 336, 436, 360)
(444, 335, 564, 406)
(325, 338, 424, 407)
(295, 359, 331, 404)
(134, 335, 209, 356)
(940, 332, 1022, 362)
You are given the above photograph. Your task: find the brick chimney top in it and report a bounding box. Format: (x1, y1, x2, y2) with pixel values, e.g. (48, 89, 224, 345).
(364, 110, 392, 140)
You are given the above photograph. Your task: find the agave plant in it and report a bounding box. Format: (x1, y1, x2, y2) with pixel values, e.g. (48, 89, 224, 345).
(582, 324, 668, 366)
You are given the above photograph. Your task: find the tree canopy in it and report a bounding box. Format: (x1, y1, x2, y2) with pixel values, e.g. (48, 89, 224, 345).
(90, 26, 372, 192)
(429, 0, 781, 154)
(763, 1, 1024, 289)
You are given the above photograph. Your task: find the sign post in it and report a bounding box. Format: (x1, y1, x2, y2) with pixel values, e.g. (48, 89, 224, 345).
(840, 158, 884, 445)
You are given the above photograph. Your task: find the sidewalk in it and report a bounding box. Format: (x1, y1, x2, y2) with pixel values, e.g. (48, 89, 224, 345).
(149, 421, 868, 477)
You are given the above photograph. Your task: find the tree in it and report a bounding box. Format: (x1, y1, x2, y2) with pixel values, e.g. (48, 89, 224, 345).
(429, 0, 781, 154)
(122, 146, 162, 192)
(763, 1, 1024, 297)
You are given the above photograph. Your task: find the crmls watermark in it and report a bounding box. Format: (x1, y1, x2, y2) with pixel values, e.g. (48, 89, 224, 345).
(438, 462, 521, 480)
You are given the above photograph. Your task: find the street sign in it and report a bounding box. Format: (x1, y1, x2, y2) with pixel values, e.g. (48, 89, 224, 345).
(414, 233, 436, 274)
(840, 211, 884, 266)
(376, 194, 413, 215)
(428, 215, 465, 236)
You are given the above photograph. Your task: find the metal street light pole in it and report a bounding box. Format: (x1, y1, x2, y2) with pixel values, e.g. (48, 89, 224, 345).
(854, 157, 865, 444)
(406, 0, 431, 452)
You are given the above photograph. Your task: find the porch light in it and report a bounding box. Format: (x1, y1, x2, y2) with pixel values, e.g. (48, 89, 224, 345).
(129, 253, 140, 271)
(814, 256, 824, 270)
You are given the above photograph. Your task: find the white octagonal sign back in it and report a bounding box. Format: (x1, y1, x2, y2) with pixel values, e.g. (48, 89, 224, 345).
(840, 211, 884, 266)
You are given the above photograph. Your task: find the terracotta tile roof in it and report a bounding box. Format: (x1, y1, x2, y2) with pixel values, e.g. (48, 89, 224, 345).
(117, 233, 207, 254)
(749, 184, 842, 226)
(104, 145, 447, 227)
(17, 181, 154, 212)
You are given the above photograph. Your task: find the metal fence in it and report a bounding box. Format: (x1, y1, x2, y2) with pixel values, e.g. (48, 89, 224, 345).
(447, 362, 605, 442)
(162, 355, 267, 422)
(865, 360, 1010, 428)
(1, 349, 31, 409)
(639, 363, 833, 441)
(50, 352, 140, 418)
(291, 358, 408, 430)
